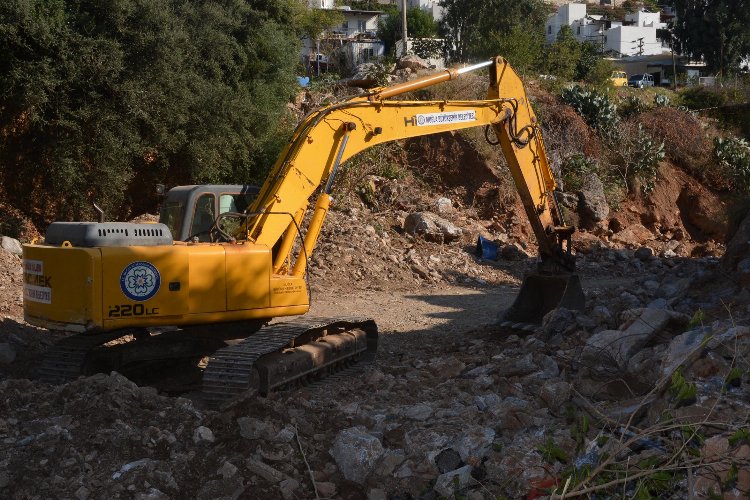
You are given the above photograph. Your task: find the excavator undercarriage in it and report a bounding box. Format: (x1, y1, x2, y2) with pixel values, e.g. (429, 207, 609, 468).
(39, 318, 377, 407)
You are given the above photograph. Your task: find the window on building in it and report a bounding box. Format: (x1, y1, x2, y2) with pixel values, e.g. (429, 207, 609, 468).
(342, 20, 348, 31)
(548, 26, 552, 34)
(577, 26, 581, 35)
(362, 48, 374, 61)
(358, 20, 366, 32)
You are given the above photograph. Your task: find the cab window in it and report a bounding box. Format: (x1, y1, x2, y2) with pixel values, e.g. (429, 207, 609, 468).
(159, 200, 183, 239)
(219, 193, 256, 214)
(190, 193, 215, 242)
(218, 193, 256, 236)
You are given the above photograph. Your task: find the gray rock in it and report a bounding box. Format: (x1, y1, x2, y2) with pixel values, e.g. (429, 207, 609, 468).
(577, 174, 609, 226)
(218, 461, 238, 479)
(660, 327, 710, 377)
(279, 478, 300, 500)
(403, 404, 433, 421)
(374, 449, 405, 476)
(496, 352, 536, 378)
(542, 307, 575, 338)
(237, 417, 274, 440)
(435, 448, 463, 473)
(662, 248, 677, 258)
(557, 191, 579, 209)
(646, 298, 668, 309)
(196, 477, 245, 500)
(474, 393, 502, 412)
(0, 236, 22, 256)
(246, 458, 284, 483)
(0, 471, 8, 489)
(403, 212, 462, 242)
(368, 489, 388, 500)
(192, 426, 215, 444)
(591, 305, 613, 325)
(316, 482, 337, 498)
(428, 357, 465, 377)
(454, 427, 495, 462)
(330, 427, 385, 484)
(434, 465, 474, 497)
(634, 247, 653, 261)
(0, 343, 16, 365)
(435, 197, 453, 214)
(134, 488, 169, 500)
(539, 381, 571, 410)
(582, 308, 689, 372)
(275, 426, 296, 443)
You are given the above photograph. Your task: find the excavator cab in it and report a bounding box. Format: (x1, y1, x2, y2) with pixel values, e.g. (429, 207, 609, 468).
(158, 184, 259, 241)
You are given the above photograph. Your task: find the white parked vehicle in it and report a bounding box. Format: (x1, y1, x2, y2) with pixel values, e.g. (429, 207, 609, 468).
(628, 73, 654, 88)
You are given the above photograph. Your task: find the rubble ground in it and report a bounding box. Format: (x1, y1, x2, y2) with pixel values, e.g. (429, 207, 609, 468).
(2, 73, 750, 497)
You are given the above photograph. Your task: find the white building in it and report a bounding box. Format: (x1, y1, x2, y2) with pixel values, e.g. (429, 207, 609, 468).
(302, 4, 386, 74)
(406, 0, 443, 21)
(545, 3, 669, 57)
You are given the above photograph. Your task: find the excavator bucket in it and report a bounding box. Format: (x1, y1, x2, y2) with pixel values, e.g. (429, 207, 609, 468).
(499, 272, 585, 330)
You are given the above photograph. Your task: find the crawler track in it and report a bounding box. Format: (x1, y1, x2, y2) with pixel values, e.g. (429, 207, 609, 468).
(202, 316, 377, 408)
(38, 331, 128, 384)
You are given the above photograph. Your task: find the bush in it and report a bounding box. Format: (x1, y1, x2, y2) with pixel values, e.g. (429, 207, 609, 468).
(714, 137, 750, 193)
(639, 107, 715, 183)
(616, 123, 665, 194)
(561, 154, 600, 191)
(629, 124, 665, 193)
(560, 85, 619, 138)
(678, 86, 728, 110)
(654, 93, 670, 107)
(619, 93, 648, 118)
(0, 0, 303, 224)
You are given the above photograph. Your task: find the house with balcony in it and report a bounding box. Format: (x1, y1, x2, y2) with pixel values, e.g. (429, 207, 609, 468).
(303, 1, 386, 74)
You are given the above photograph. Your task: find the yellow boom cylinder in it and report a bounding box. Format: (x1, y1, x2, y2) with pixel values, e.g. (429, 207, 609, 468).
(292, 193, 331, 276)
(273, 206, 306, 274)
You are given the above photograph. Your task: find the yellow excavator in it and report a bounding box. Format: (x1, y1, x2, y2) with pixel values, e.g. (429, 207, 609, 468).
(22, 57, 584, 405)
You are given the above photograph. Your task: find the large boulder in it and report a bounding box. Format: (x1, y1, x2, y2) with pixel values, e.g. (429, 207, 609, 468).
(723, 208, 750, 272)
(0, 236, 22, 256)
(610, 223, 654, 246)
(676, 187, 726, 241)
(397, 54, 429, 71)
(577, 174, 609, 227)
(403, 212, 462, 242)
(330, 427, 385, 484)
(581, 308, 689, 373)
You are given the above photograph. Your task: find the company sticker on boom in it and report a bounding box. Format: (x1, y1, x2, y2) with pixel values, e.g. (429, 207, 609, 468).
(120, 261, 161, 301)
(415, 110, 476, 126)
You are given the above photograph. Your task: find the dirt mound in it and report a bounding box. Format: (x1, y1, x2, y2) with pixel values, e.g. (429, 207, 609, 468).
(0, 249, 23, 320)
(607, 162, 726, 254)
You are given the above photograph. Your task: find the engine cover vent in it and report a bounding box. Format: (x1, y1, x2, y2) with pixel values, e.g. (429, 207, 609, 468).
(44, 222, 173, 247)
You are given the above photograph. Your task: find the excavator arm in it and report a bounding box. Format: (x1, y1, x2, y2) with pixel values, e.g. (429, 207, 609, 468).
(245, 58, 577, 289)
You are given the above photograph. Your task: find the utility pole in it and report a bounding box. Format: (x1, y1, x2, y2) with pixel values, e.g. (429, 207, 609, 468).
(669, 30, 677, 90)
(401, 0, 408, 57)
(637, 37, 644, 56)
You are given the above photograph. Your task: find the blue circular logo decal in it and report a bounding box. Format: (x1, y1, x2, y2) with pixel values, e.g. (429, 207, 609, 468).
(120, 261, 160, 301)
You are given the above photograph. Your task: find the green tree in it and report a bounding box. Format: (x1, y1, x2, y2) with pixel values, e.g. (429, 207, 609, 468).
(377, 6, 438, 55)
(0, 0, 303, 223)
(671, 0, 750, 76)
(438, 0, 548, 62)
(543, 25, 581, 80)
